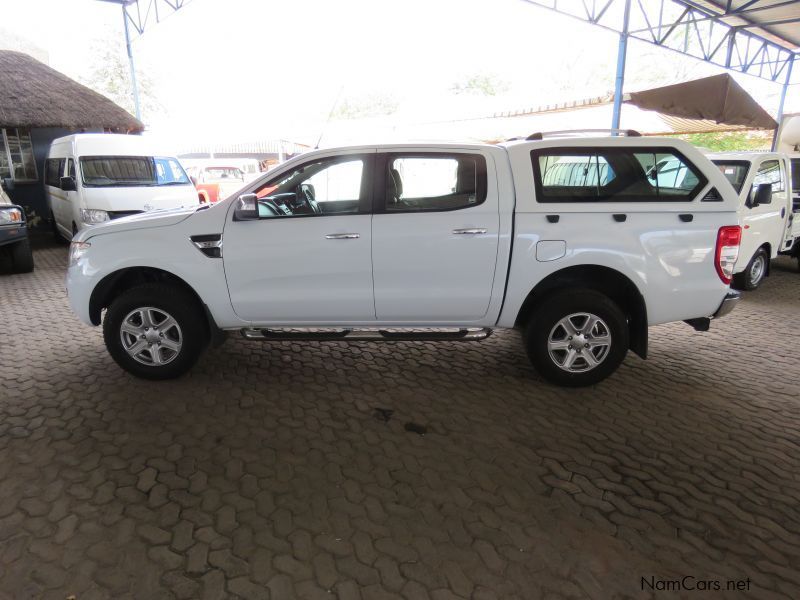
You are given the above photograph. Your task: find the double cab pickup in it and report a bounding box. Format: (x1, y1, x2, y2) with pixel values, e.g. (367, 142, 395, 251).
(66, 134, 742, 386)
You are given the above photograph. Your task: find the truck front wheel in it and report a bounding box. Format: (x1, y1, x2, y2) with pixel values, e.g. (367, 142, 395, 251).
(10, 238, 34, 273)
(103, 283, 207, 380)
(525, 289, 629, 387)
(733, 247, 768, 290)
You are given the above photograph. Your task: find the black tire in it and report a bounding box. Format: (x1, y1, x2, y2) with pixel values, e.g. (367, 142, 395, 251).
(733, 247, 768, 291)
(524, 289, 629, 387)
(51, 212, 68, 244)
(10, 237, 34, 273)
(103, 283, 208, 380)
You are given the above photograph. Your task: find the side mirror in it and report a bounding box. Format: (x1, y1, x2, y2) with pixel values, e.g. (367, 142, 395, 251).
(1, 177, 14, 192)
(60, 176, 77, 192)
(750, 183, 772, 207)
(233, 193, 259, 221)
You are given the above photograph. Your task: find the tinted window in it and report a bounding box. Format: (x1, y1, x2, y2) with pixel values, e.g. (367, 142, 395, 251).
(384, 153, 487, 212)
(712, 160, 749, 193)
(532, 148, 706, 203)
(753, 160, 783, 192)
(253, 157, 366, 218)
(792, 159, 800, 192)
(80, 156, 190, 187)
(45, 158, 65, 187)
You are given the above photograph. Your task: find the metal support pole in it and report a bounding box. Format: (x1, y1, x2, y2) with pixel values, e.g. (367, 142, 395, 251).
(772, 54, 795, 151)
(611, 0, 632, 131)
(122, 5, 142, 121)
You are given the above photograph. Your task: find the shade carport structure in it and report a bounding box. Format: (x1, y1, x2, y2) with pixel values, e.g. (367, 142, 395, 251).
(626, 73, 777, 131)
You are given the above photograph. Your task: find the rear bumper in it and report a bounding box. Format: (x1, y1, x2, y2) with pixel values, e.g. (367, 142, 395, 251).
(712, 291, 740, 320)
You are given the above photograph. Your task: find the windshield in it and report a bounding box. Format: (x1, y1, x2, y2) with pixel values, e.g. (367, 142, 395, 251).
(80, 156, 191, 187)
(712, 160, 750, 194)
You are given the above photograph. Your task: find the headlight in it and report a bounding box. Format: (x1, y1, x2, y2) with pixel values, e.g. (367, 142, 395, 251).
(68, 241, 91, 267)
(0, 207, 23, 224)
(80, 209, 109, 224)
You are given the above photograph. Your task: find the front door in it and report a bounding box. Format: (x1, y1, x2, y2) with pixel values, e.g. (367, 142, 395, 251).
(63, 158, 79, 235)
(371, 150, 500, 322)
(223, 152, 376, 324)
(743, 158, 788, 261)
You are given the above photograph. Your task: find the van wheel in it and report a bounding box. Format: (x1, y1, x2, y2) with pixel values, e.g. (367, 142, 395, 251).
(10, 238, 34, 273)
(734, 247, 768, 290)
(51, 212, 68, 244)
(103, 283, 208, 380)
(525, 289, 628, 387)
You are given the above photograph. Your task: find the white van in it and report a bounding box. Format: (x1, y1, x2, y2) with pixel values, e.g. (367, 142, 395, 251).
(45, 134, 199, 240)
(709, 152, 798, 289)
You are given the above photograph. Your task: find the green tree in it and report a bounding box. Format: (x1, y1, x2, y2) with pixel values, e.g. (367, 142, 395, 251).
(679, 131, 773, 152)
(450, 73, 509, 97)
(78, 34, 163, 125)
(331, 93, 399, 120)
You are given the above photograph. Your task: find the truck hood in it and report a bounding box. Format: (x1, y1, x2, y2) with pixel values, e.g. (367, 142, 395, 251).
(77, 205, 203, 242)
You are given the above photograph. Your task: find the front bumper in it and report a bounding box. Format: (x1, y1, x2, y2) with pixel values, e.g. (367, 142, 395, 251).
(0, 223, 27, 247)
(0, 204, 28, 247)
(712, 291, 740, 320)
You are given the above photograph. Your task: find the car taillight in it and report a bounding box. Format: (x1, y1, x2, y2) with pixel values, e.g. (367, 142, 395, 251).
(715, 225, 741, 284)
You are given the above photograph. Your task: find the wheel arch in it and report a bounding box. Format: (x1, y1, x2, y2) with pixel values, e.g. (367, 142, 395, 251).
(89, 267, 217, 336)
(514, 264, 648, 359)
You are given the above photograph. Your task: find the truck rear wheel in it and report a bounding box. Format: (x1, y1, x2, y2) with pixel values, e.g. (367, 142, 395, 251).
(524, 289, 628, 387)
(103, 283, 207, 380)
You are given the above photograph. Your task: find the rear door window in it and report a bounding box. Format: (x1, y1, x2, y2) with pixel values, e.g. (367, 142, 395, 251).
(532, 148, 706, 203)
(381, 153, 487, 212)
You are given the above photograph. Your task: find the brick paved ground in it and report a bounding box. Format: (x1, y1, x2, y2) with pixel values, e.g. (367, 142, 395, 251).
(1, 241, 799, 599)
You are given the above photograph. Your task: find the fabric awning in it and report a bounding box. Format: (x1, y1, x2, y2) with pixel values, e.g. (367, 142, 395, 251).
(626, 73, 777, 130)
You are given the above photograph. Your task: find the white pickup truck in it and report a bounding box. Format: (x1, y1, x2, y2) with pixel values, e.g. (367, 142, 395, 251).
(66, 134, 742, 387)
(709, 152, 800, 289)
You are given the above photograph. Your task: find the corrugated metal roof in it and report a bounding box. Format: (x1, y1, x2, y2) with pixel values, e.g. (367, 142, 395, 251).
(685, 1, 800, 51)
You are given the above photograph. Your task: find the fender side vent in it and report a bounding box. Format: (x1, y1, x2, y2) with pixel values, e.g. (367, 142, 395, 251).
(191, 234, 222, 258)
(702, 187, 722, 202)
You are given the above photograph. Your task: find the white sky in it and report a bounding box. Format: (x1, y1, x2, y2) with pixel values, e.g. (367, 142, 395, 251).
(1, 0, 796, 146)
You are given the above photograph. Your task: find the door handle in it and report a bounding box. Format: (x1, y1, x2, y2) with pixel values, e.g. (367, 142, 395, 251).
(325, 233, 359, 239)
(452, 228, 488, 235)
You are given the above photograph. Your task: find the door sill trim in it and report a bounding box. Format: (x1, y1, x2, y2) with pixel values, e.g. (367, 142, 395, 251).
(240, 327, 493, 342)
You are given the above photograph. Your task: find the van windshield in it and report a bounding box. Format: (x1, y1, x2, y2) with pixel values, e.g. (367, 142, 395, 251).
(711, 160, 750, 194)
(80, 156, 191, 187)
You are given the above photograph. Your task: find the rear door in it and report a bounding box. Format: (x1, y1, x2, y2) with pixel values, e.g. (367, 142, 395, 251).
(371, 149, 500, 323)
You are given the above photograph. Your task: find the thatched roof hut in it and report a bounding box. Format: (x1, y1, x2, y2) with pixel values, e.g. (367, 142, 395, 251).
(0, 50, 143, 132)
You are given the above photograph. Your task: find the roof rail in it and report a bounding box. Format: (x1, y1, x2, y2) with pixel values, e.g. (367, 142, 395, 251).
(506, 129, 642, 142)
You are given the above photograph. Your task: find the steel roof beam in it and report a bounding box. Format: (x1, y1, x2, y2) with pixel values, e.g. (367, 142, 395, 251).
(521, 0, 797, 83)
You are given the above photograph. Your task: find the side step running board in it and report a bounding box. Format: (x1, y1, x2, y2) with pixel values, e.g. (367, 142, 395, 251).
(241, 327, 492, 342)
